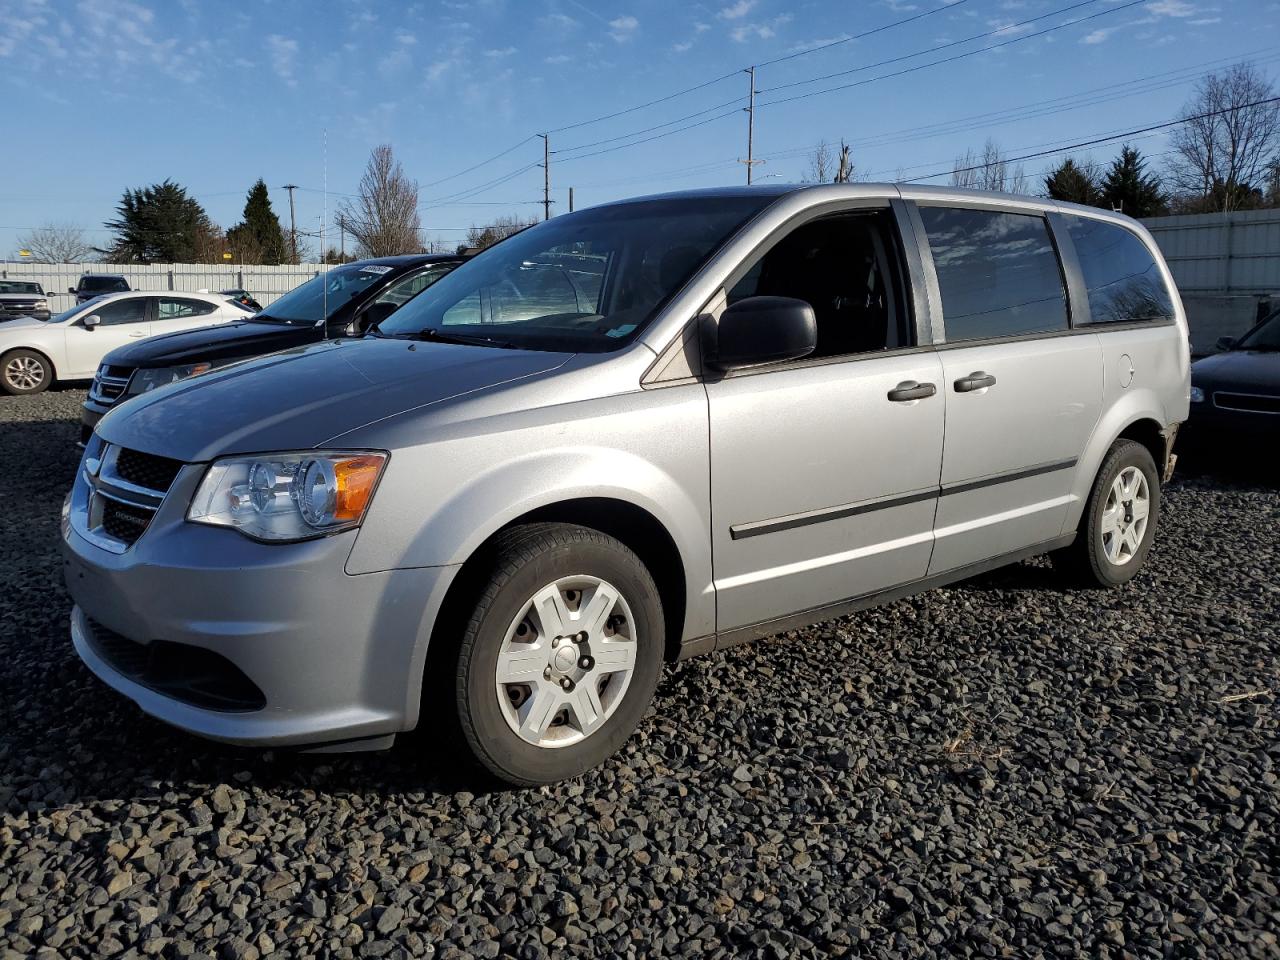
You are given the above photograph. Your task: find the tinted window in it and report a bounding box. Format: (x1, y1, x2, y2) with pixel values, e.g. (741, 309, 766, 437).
(1064, 216, 1173, 323)
(93, 298, 147, 326)
(0, 281, 42, 294)
(728, 210, 912, 357)
(157, 297, 216, 321)
(81, 276, 129, 293)
(920, 207, 1068, 342)
(256, 264, 394, 326)
(374, 265, 453, 308)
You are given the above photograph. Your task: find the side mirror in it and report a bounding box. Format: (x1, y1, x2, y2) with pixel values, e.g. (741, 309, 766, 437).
(703, 296, 817, 370)
(83, 314, 101, 330)
(1215, 336, 1236, 351)
(68, 287, 77, 294)
(359, 300, 398, 334)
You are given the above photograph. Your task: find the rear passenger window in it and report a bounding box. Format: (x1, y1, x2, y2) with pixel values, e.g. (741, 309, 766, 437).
(1063, 216, 1173, 323)
(920, 207, 1068, 342)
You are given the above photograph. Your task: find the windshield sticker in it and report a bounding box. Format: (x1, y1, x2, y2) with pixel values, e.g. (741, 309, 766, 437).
(358, 265, 393, 276)
(606, 324, 637, 338)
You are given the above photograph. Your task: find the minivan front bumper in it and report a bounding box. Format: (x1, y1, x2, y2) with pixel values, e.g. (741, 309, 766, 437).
(62, 475, 458, 749)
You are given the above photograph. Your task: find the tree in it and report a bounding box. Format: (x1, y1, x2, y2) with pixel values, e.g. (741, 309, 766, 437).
(102, 180, 220, 263)
(834, 141, 855, 183)
(15, 223, 94, 263)
(951, 138, 1028, 194)
(1169, 62, 1280, 212)
(804, 141, 833, 183)
(225, 179, 287, 264)
(338, 145, 422, 257)
(464, 214, 538, 251)
(1100, 145, 1167, 217)
(1043, 158, 1101, 205)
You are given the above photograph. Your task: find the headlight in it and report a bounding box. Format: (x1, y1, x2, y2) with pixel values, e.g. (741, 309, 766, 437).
(187, 451, 387, 542)
(36, 299, 48, 309)
(127, 362, 213, 396)
(1189, 385, 1205, 403)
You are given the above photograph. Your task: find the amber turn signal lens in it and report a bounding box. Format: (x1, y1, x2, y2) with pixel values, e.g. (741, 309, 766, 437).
(333, 455, 386, 522)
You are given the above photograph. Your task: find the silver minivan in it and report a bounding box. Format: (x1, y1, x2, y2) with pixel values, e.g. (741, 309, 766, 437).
(62, 184, 1190, 784)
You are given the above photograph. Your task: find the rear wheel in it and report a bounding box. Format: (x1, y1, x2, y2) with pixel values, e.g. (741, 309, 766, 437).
(451, 523, 665, 785)
(1054, 439, 1160, 588)
(1, 349, 52, 395)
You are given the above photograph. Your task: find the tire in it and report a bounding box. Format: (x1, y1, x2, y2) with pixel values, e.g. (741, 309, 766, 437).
(450, 523, 665, 786)
(1053, 439, 1160, 588)
(1, 349, 53, 395)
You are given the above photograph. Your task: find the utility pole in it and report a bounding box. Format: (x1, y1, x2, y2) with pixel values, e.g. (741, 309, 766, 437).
(569, 187, 574, 213)
(742, 67, 757, 185)
(538, 134, 551, 221)
(281, 184, 299, 263)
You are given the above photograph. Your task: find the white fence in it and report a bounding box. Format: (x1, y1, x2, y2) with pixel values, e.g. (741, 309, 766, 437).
(1142, 209, 1280, 296)
(0, 262, 333, 309)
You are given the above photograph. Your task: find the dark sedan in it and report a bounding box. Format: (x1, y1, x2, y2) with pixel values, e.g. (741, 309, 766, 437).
(81, 254, 465, 444)
(1187, 307, 1280, 444)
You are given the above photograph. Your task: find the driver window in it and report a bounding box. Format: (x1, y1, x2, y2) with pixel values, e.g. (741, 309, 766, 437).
(728, 210, 912, 359)
(375, 266, 452, 309)
(93, 298, 148, 326)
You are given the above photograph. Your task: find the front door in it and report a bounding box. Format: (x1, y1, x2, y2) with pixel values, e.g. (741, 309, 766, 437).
(63, 296, 152, 378)
(706, 207, 945, 633)
(913, 205, 1103, 574)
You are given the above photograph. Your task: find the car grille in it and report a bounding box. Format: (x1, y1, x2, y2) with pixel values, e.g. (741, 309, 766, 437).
(83, 617, 266, 712)
(71, 440, 186, 552)
(1213, 392, 1280, 415)
(88, 365, 133, 406)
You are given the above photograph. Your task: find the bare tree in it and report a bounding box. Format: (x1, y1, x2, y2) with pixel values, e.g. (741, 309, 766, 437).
(835, 141, 854, 183)
(464, 214, 538, 252)
(16, 223, 94, 263)
(804, 141, 833, 183)
(339, 145, 423, 257)
(1169, 62, 1280, 212)
(951, 138, 1029, 193)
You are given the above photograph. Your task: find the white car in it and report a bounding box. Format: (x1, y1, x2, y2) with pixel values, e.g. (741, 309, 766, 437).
(0, 291, 253, 395)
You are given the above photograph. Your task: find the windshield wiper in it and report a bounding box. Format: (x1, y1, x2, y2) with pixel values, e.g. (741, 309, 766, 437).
(395, 328, 516, 349)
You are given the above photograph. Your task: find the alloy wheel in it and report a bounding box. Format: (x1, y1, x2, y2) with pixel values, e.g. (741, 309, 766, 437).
(1100, 465, 1150, 566)
(4, 355, 45, 391)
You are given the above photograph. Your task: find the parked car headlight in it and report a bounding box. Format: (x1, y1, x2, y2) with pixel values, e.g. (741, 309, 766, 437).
(127, 362, 213, 396)
(1189, 385, 1205, 403)
(187, 451, 387, 542)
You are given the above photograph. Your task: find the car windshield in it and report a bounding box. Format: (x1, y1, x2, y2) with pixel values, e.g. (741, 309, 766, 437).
(251, 264, 396, 326)
(0, 281, 42, 295)
(374, 196, 772, 352)
(81, 276, 127, 292)
(1236, 310, 1280, 351)
(50, 301, 94, 323)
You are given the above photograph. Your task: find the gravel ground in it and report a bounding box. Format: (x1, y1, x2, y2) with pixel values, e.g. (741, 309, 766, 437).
(2, 389, 1277, 960)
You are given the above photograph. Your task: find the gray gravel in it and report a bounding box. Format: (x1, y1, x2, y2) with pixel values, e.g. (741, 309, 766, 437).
(2, 389, 1278, 959)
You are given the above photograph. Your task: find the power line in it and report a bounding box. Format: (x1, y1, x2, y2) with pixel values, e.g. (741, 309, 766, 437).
(756, 0, 971, 68)
(553, 108, 745, 163)
(899, 96, 1280, 183)
(553, 94, 745, 156)
(419, 135, 539, 190)
(758, 0, 1150, 109)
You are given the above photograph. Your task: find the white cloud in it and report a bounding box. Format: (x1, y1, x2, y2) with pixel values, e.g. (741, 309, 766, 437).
(718, 0, 756, 18)
(1188, 16, 1221, 24)
(545, 53, 572, 63)
(673, 40, 694, 52)
(608, 14, 638, 41)
(1081, 26, 1119, 44)
(730, 13, 791, 42)
(395, 32, 417, 45)
(266, 34, 299, 85)
(695, 21, 711, 32)
(485, 46, 516, 57)
(1147, 0, 1196, 15)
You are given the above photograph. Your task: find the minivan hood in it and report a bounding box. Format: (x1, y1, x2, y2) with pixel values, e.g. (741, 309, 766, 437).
(95, 337, 574, 462)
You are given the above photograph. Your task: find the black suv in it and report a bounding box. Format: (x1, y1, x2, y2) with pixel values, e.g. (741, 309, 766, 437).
(71, 274, 131, 303)
(81, 254, 465, 443)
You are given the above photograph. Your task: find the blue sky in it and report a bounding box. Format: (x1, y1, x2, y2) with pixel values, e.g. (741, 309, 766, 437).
(1, 0, 1275, 258)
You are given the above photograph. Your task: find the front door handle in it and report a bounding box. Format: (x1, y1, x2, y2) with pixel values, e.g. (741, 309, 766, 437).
(887, 380, 937, 402)
(129, 332, 145, 338)
(954, 371, 996, 392)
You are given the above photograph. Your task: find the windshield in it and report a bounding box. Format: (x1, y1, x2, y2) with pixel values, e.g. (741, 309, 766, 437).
(375, 196, 771, 352)
(0, 281, 42, 295)
(253, 264, 395, 326)
(80, 276, 127, 292)
(1236, 309, 1280, 351)
(50, 301, 95, 323)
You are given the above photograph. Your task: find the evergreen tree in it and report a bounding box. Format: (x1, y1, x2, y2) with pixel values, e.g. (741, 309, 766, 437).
(1043, 158, 1100, 205)
(102, 180, 218, 263)
(235, 179, 287, 264)
(1100, 146, 1168, 217)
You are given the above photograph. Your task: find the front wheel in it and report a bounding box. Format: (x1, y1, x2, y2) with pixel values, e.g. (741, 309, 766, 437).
(2, 349, 52, 395)
(452, 523, 665, 785)
(1054, 439, 1160, 588)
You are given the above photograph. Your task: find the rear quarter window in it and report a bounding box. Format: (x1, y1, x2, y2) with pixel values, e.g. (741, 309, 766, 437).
(1063, 215, 1174, 323)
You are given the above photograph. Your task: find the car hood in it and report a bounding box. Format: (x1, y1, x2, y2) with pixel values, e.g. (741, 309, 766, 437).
(0, 293, 46, 301)
(1192, 350, 1280, 393)
(95, 336, 574, 462)
(103, 318, 301, 367)
(0, 315, 53, 336)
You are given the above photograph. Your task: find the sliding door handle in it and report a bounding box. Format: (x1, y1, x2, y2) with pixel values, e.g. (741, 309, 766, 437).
(887, 380, 937, 402)
(954, 371, 996, 393)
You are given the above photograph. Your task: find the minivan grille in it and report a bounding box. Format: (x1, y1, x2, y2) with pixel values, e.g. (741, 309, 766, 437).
(72, 441, 186, 552)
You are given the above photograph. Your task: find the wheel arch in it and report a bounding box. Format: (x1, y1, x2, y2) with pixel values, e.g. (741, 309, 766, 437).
(1066, 396, 1170, 534)
(1, 344, 60, 388)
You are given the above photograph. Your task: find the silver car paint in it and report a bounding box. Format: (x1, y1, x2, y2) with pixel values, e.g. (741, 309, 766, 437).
(66, 183, 1189, 748)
